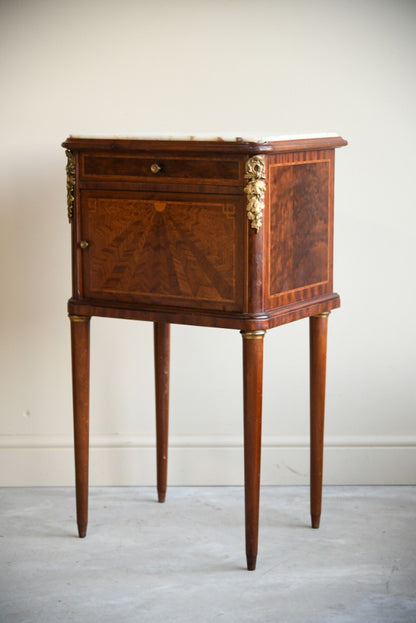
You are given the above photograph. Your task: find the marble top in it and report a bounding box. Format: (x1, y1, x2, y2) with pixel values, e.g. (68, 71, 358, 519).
(68, 132, 340, 144)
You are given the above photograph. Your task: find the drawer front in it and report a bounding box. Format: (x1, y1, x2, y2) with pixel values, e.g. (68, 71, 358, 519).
(80, 153, 244, 186)
(78, 191, 245, 312)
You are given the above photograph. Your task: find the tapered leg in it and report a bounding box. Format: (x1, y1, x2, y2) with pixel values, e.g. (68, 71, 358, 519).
(69, 315, 91, 538)
(241, 329, 265, 571)
(154, 322, 170, 503)
(309, 312, 329, 529)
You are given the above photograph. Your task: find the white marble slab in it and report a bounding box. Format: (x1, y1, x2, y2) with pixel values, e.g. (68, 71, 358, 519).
(68, 132, 340, 143)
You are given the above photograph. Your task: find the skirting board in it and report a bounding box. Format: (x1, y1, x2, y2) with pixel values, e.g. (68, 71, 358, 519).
(1, 435, 415, 486)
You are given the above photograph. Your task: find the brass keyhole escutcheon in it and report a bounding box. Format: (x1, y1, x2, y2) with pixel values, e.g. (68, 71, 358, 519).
(150, 163, 161, 174)
(79, 240, 89, 249)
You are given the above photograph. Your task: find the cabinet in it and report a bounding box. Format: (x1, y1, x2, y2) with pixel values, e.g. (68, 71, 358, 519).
(63, 134, 347, 570)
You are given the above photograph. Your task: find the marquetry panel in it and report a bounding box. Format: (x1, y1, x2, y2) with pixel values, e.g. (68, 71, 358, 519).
(79, 192, 245, 311)
(267, 157, 332, 307)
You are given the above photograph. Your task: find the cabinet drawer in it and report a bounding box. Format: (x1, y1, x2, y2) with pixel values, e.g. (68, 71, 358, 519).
(80, 153, 244, 186)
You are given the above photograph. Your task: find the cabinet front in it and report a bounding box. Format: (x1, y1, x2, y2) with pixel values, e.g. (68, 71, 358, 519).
(77, 190, 245, 312)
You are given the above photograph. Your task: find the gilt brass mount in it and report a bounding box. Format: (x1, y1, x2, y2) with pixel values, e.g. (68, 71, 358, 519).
(66, 150, 76, 223)
(240, 330, 266, 340)
(68, 314, 90, 323)
(244, 155, 266, 232)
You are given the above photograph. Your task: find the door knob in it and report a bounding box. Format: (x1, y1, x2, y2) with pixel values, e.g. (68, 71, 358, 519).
(150, 163, 161, 174)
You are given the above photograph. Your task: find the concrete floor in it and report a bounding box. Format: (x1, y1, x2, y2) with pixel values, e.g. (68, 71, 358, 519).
(0, 486, 415, 623)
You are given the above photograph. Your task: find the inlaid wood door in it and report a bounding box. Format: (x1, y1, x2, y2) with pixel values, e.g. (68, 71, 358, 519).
(78, 190, 246, 312)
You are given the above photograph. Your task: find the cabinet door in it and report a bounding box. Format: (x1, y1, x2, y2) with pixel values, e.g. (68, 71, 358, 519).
(78, 190, 245, 312)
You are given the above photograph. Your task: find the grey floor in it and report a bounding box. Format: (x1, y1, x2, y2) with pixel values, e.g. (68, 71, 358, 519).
(1, 487, 415, 623)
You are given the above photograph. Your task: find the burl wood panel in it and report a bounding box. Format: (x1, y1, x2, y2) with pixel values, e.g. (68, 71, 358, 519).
(79, 191, 245, 312)
(266, 151, 334, 309)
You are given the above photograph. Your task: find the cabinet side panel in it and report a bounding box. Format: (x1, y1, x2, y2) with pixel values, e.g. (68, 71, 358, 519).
(267, 151, 334, 308)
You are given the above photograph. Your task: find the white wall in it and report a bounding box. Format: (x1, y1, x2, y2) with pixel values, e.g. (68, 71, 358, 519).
(1, 0, 415, 486)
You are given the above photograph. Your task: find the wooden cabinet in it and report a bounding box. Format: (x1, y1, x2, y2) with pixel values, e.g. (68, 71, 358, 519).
(63, 134, 347, 570)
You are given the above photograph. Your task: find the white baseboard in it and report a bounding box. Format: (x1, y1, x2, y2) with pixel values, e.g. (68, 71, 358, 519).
(1, 434, 415, 486)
